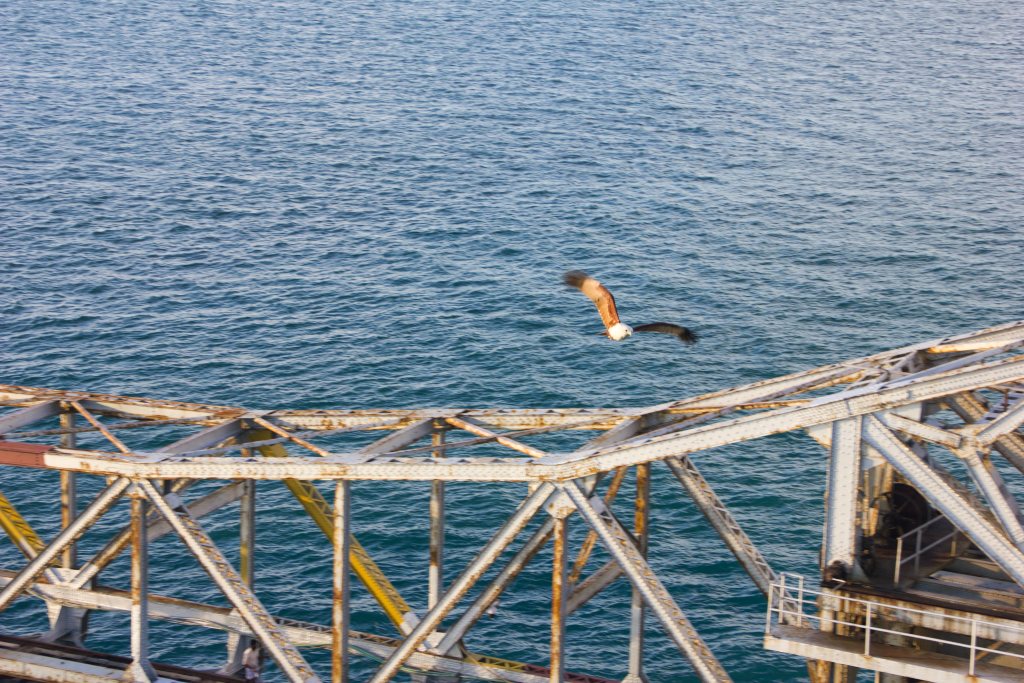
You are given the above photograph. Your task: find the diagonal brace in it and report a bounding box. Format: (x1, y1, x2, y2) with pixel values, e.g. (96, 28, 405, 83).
(561, 481, 732, 683)
(0, 477, 131, 614)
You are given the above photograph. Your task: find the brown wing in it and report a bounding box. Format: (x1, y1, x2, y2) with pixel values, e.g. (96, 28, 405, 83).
(632, 323, 698, 345)
(563, 270, 620, 329)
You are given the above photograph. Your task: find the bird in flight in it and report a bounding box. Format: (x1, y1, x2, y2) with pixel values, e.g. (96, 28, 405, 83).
(563, 270, 698, 344)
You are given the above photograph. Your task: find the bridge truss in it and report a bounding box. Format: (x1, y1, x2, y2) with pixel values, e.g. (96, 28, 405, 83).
(0, 320, 1022, 682)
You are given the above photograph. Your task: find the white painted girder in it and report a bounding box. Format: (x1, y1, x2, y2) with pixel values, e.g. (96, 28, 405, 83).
(0, 645, 182, 683)
(544, 354, 1024, 472)
(822, 418, 863, 570)
(69, 481, 244, 590)
(18, 353, 1020, 482)
(977, 395, 1024, 446)
(0, 478, 131, 614)
(351, 418, 434, 462)
(666, 455, 779, 593)
(876, 411, 962, 449)
(370, 483, 555, 683)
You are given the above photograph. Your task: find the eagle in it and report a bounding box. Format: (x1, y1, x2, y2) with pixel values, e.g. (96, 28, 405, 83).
(563, 270, 698, 344)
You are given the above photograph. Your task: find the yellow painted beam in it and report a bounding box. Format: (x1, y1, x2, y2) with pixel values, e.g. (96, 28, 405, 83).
(249, 433, 413, 631)
(0, 490, 46, 560)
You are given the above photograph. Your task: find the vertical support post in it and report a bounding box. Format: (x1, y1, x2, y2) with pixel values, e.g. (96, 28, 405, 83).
(333, 480, 352, 683)
(429, 421, 446, 609)
(624, 463, 650, 683)
(240, 479, 256, 587)
(60, 412, 78, 569)
(126, 486, 157, 682)
(239, 477, 256, 664)
(43, 410, 92, 647)
(797, 575, 805, 627)
(550, 514, 568, 683)
(820, 418, 863, 683)
(222, 465, 258, 674)
(823, 417, 863, 573)
(969, 618, 977, 675)
(864, 603, 872, 656)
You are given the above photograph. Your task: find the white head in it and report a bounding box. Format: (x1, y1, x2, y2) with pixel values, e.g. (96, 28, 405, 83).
(608, 322, 633, 341)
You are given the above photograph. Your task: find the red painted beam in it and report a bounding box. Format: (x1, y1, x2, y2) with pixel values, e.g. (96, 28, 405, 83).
(0, 441, 52, 468)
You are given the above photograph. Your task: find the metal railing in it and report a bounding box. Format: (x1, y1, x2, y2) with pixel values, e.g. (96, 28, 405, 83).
(767, 573, 1024, 676)
(893, 514, 966, 583)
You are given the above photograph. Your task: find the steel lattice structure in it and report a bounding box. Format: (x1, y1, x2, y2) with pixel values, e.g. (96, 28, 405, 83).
(0, 320, 1022, 682)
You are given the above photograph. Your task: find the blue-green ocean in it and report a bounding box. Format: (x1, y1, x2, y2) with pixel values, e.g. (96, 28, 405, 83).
(1, 1, 1022, 680)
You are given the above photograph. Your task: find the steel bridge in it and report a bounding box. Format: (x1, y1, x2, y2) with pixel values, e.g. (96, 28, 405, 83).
(0, 321, 1023, 682)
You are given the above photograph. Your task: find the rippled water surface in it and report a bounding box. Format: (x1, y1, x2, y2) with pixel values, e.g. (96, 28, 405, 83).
(1, 1, 1022, 680)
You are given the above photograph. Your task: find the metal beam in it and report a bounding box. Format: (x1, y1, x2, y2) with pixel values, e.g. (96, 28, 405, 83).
(624, 463, 650, 683)
(252, 432, 417, 632)
(126, 489, 158, 682)
(544, 354, 1024, 471)
(353, 418, 434, 462)
(822, 418, 863, 571)
(0, 573, 558, 683)
(433, 473, 616, 655)
(69, 400, 131, 454)
(0, 400, 61, 434)
(947, 392, 1024, 473)
(550, 514, 568, 683)
(429, 424, 446, 609)
(876, 412, 962, 449)
(159, 419, 244, 454)
(332, 481, 351, 683)
(0, 489, 47, 560)
(566, 560, 621, 616)
(977, 395, 1024, 446)
(446, 416, 547, 459)
(69, 480, 241, 590)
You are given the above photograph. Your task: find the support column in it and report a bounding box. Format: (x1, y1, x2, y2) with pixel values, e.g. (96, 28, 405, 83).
(222, 478, 257, 674)
(822, 417, 863, 576)
(550, 513, 569, 683)
(44, 411, 91, 646)
(430, 422, 446, 609)
(60, 412, 78, 569)
(333, 481, 352, 683)
(125, 487, 158, 682)
(240, 479, 256, 587)
(624, 464, 650, 683)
